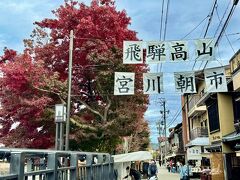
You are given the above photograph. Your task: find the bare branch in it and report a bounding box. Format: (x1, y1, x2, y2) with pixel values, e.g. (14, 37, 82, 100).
(72, 97, 105, 120)
(103, 95, 111, 122)
(33, 85, 65, 103)
(95, 80, 111, 122)
(70, 118, 98, 132)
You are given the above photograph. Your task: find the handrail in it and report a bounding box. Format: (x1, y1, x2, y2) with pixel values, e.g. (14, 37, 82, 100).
(0, 148, 115, 180)
(190, 127, 209, 140)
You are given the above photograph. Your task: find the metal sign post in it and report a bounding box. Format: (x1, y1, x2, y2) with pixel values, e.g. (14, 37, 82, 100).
(55, 104, 66, 150)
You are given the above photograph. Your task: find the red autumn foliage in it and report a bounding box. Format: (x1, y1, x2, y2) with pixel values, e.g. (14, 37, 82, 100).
(0, 0, 150, 152)
(0, 52, 55, 148)
(0, 48, 17, 63)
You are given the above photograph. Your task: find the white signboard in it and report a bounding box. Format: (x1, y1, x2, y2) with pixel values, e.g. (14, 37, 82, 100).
(123, 41, 143, 64)
(169, 41, 189, 61)
(143, 73, 163, 94)
(114, 72, 135, 95)
(174, 72, 196, 94)
(55, 104, 66, 123)
(195, 38, 215, 61)
(187, 146, 202, 160)
(204, 67, 228, 92)
(146, 41, 166, 63)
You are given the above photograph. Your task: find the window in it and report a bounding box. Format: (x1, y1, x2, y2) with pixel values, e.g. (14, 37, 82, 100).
(204, 120, 207, 127)
(200, 89, 205, 97)
(207, 99, 220, 133)
(233, 93, 240, 123)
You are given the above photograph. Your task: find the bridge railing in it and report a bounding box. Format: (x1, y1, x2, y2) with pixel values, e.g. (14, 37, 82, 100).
(0, 148, 115, 180)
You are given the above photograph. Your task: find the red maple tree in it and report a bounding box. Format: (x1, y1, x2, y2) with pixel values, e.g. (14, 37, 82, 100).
(0, 0, 150, 152)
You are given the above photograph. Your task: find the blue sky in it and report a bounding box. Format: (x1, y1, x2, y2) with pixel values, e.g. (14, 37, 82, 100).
(0, 0, 240, 144)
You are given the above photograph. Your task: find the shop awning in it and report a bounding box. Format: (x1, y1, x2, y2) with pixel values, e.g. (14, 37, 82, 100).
(222, 132, 240, 142)
(186, 137, 210, 147)
(165, 153, 176, 159)
(205, 143, 222, 152)
(201, 153, 210, 158)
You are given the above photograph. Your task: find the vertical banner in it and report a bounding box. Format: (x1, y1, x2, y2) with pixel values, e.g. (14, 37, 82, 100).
(143, 73, 163, 94)
(123, 41, 143, 64)
(146, 41, 167, 63)
(195, 38, 215, 61)
(114, 72, 135, 95)
(169, 41, 189, 62)
(174, 72, 196, 94)
(204, 67, 228, 92)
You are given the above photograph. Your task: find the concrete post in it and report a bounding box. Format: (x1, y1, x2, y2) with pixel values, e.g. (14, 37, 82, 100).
(10, 152, 25, 179)
(70, 153, 78, 179)
(47, 153, 58, 180)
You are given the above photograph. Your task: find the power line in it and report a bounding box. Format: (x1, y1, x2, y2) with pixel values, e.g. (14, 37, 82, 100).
(158, 0, 169, 75)
(160, 0, 165, 40)
(198, 0, 231, 70)
(166, 107, 181, 128)
(203, 0, 239, 70)
(163, 0, 170, 40)
(214, 2, 237, 47)
(216, 6, 235, 53)
(213, 0, 231, 38)
(226, 32, 240, 36)
(167, 108, 181, 128)
(192, 0, 218, 70)
(203, 0, 218, 38)
(180, 15, 209, 40)
(160, 0, 171, 73)
(157, 0, 166, 103)
(166, 95, 196, 128)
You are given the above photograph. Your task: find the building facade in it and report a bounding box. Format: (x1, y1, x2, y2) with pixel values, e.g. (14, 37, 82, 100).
(181, 50, 240, 180)
(164, 123, 185, 173)
(182, 76, 210, 175)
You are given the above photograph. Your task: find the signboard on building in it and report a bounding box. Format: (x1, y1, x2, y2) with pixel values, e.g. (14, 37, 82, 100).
(187, 146, 202, 160)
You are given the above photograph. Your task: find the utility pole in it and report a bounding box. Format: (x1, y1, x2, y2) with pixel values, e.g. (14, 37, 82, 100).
(65, 30, 74, 151)
(160, 99, 169, 165)
(157, 120, 163, 166)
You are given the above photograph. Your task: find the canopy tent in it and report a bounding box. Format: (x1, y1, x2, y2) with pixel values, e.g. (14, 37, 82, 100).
(112, 151, 153, 180)
(112, 151, 152, 163)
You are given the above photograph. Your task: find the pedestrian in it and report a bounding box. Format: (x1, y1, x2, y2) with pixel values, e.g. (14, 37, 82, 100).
(142, 161, 149, 178)
(123, 166, 142, 180)
(158, 156, 161, 167)
(148, 160, 158, 179)
(179, 161, 192, 180)
(166, 161, 171, 172)
(176, 161, 180, 173)
(169, 159, 173, 172)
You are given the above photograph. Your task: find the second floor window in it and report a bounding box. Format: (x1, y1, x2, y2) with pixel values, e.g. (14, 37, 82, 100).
(233, 93, 240, 123)
(207, 98, 220, 133)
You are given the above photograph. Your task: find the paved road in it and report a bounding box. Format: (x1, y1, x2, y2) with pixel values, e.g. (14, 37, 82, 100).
(156, 165, 200, 180)
(157, 165, 179, 180)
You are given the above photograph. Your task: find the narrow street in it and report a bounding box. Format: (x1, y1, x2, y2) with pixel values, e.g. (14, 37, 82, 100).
(156, 165, 200, 180)
(157, 166, 179, 180)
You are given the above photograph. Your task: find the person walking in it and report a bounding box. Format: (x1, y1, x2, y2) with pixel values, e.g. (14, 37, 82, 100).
(148, 160, 158, 179)
(179, 161, 192, 180)
(123, 166, 142, 180)
(169, 159, 173, 172)
(166, 161, 171, 172)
